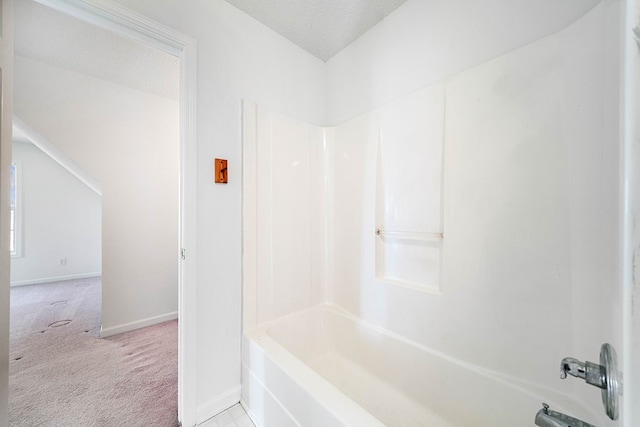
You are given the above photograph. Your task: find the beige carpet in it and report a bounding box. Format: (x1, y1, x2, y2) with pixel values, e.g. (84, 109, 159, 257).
(9, 277, 178, 426)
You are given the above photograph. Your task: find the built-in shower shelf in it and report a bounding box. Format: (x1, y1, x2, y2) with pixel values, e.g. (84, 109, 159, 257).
(375, 229, 443, 242)
(375, 228, 443, 292)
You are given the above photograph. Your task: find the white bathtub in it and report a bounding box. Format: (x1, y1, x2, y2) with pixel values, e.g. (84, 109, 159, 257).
(241, 305, 598, 427)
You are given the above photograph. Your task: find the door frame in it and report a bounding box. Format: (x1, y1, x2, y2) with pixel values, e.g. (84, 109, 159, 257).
(32, 0, 198, 424)
(622, 0, 640, 425)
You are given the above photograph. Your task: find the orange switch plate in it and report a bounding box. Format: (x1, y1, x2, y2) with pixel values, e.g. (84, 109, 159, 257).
(215, 158, 228, 183)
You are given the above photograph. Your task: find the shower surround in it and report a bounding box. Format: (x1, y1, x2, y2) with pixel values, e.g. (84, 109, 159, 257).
(242, 3, 622, 426)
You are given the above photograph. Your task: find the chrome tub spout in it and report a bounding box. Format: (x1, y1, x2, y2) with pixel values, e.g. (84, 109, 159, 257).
(534, 403, 596, 427)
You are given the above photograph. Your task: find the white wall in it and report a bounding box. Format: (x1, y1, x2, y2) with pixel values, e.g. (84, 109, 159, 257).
(329, 3, 621, 424)
(10, 141, 101, 285)
(325, 0, 601, 126)
(13, 55, 179, 337)
(102, 0, 327, 420)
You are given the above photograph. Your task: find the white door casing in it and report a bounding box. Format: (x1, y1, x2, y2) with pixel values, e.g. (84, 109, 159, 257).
(0, 0, 14, 425)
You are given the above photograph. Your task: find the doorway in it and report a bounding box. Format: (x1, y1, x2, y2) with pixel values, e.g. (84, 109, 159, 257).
(11, 0, 197, 424)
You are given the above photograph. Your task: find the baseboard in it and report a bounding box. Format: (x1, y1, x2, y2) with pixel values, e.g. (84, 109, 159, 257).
(196, 385, 241, 425)
(100, 311, 178, 338)
(10, 272, 101, 287)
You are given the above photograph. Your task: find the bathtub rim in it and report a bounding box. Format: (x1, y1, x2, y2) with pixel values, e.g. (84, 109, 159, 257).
(243, 325, 386, 426)
(244, 303, 602, 425)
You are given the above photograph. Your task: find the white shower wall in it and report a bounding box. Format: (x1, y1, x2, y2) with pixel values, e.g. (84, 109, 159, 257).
(245, 3, 621, 424)
(375, 84, 445, 292)
(243, 103, 328, 329)
(243, 3, 623, 426)
(328, 3, 621, 422)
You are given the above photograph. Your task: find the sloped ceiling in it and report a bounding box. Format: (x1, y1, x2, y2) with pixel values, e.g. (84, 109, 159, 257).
(12, 125, 31, 144)
(224, 0, 409, 61)
(14, 0, 180, 100)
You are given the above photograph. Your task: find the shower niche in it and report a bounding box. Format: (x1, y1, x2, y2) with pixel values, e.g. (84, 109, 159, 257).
(375, 84, 445, 293)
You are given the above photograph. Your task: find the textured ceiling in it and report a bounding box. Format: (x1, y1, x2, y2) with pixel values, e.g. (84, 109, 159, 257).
(224, 0, 409, 61)
(14, 0, 180, 100)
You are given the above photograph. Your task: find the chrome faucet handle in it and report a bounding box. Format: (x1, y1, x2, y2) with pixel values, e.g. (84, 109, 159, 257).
(560, 357, 587, 380)
(560, 357, 606, 388)
(558, 344, 620, 421)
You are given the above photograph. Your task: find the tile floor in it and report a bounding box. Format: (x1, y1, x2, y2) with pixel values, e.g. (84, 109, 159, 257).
(198, 403, 255, 427)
